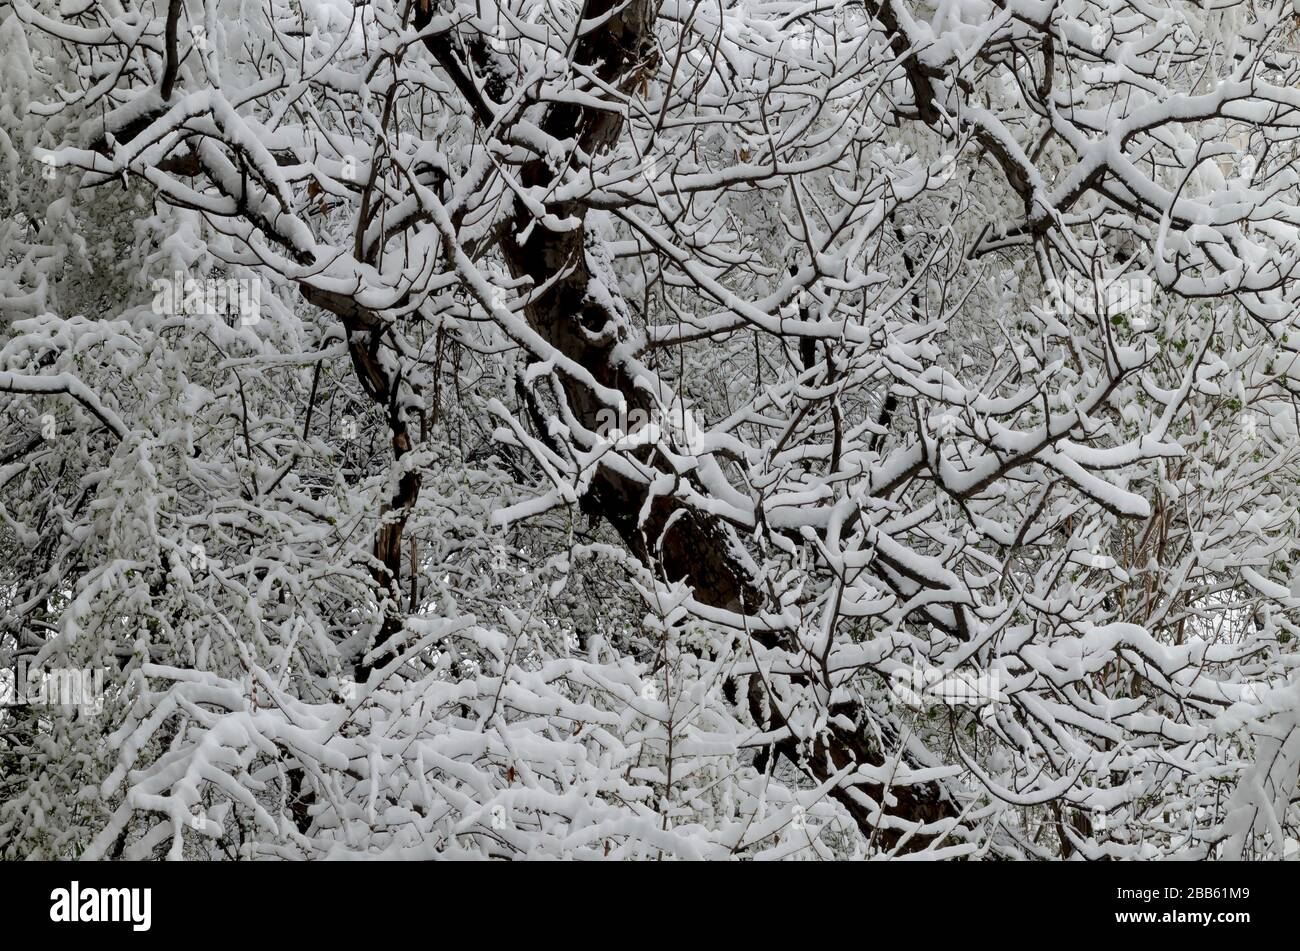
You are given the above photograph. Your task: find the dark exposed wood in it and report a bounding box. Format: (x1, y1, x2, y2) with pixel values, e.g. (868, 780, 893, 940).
(411, 0, 960, 849)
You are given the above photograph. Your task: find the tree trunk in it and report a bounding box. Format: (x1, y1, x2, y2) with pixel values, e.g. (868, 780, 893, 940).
(414, 0, 959, 850)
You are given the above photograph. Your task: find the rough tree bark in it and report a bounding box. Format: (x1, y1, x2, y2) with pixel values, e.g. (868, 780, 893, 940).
(412, 0, 960, 849)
